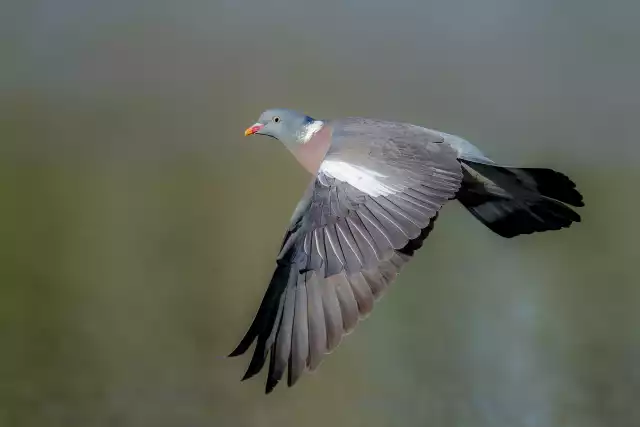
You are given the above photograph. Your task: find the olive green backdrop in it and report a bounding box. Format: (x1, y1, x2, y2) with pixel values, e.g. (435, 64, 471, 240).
(1, 1, 639, 426)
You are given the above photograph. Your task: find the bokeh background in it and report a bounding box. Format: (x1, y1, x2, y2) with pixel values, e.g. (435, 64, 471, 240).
(2, 1, 639, 426)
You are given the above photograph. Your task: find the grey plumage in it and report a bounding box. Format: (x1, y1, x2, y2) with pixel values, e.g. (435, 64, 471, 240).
(233, 109, 584, 393)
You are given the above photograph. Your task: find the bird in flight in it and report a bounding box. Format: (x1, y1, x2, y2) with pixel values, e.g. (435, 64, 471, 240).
(230, 108, 584, 393)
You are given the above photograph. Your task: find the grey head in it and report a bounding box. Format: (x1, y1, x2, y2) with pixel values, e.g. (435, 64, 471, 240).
(244, 108, 322, 147)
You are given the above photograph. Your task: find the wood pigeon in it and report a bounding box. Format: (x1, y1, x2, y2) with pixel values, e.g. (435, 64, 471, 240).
(231, 108, 584, 393)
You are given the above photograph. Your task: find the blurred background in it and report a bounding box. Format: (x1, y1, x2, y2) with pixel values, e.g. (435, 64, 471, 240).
(2, 1, 639, 426)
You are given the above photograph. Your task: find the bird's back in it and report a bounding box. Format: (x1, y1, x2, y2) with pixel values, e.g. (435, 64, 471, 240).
(326, 117, 492, 164)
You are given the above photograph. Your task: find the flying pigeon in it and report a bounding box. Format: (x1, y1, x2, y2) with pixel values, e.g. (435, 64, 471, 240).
(231, 108, 584, 393)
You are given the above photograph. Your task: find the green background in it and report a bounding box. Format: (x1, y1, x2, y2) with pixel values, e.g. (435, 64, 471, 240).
(1, 1, 639, 426)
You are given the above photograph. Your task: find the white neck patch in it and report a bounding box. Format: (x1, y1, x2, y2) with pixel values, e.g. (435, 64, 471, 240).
(320, 160, 395, 197)
(300, 120, 324, 143)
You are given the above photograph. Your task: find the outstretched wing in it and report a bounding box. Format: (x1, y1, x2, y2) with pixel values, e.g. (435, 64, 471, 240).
(229, 119, 463, 393)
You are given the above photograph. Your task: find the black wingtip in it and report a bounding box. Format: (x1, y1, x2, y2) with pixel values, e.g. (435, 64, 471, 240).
(242, 356, 266, 381)
(265, 377, 279, 394)
(241, 342, 269, 382)
(241, 362, 263, 382)
(229, 264, 292, 360)
(228, 346, 245, 358)
(241, 370, 256, 382)
(228, 332, 258, 359)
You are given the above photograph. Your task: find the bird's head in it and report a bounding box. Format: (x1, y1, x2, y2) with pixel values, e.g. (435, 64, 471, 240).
(244, 108, 322, 146)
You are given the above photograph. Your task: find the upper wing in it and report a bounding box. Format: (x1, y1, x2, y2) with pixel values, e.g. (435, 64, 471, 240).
(229, 119, 463, 393)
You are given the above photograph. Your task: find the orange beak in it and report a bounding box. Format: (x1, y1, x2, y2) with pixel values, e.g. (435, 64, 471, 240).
(244, 123, 264, 136)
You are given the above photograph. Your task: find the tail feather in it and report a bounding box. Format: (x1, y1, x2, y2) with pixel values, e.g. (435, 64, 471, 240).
(506, 167, 584, 207)
(457, 160, 584, 238)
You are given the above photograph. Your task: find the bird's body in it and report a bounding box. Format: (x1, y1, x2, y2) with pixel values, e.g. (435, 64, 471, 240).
(233, 109, 584, 393)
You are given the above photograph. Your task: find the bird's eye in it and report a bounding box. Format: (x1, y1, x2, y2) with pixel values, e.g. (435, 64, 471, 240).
(273, 116, 281, 123)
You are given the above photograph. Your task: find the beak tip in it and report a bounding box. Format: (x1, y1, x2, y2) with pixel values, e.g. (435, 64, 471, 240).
(244, 123, 263, 137)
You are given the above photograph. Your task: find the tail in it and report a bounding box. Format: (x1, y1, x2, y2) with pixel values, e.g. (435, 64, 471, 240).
(456, 159, 584, 238)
